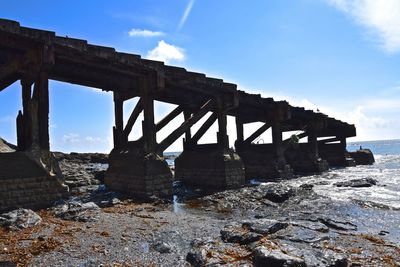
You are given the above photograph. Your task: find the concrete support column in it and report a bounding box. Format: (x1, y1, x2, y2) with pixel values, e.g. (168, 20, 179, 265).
(339, 136, 346, 150)
(272, 122, 283, 161)
(217, 106, 229, 150)
(183, 110, 192, 149)
(35, 72, 50, 151)
(308, 129, 318, 160)
(235, 116, 244, 145)
(17, 78, 33, 150)
(18, 73, 50, 151)
(142, 75, 157, 153)
(113, 93, 124, 149)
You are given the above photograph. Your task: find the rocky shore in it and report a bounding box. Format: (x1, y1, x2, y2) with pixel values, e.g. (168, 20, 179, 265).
(0, 152, 399, 266)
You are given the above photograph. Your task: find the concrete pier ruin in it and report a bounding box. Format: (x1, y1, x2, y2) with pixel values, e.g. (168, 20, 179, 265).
(0, 19, 370, 211)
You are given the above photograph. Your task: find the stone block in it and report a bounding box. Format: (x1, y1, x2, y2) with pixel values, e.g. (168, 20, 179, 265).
(175, 146, 245, 190)
(105, 146, 173, 198)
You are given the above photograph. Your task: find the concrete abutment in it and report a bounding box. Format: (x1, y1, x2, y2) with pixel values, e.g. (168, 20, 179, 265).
(175, 145, 245, 190)
(105, 142, 173, 198)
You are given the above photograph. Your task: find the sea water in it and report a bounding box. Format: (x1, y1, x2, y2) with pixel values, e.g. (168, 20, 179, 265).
(167, 139, 400, 210)
(286, 139, 400, 210)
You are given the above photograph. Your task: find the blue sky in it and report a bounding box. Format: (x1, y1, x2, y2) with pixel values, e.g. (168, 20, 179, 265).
(0, 0, 399, 152)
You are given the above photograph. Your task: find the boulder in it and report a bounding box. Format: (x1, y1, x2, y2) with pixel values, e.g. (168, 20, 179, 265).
(264, 186, 294, 203)
(186, 249, 207, 267)
(253, 247, 306, 267)
(334, 178, 377, 188)
(152, 241, 172, 253)
(349, 149, 375, 165)
(220, 223, 263, 245)
(0, 209, 41, 230)
(52, 200, 99, 222)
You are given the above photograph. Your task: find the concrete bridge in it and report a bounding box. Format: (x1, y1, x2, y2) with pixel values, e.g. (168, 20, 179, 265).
(0, 19, 357, 211)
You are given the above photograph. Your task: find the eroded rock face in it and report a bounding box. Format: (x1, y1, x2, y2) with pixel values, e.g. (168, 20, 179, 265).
(0, 209, 42, 230)
(54, 152, 108, 188)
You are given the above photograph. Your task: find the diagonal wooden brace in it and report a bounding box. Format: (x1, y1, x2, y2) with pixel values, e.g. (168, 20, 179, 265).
(244, 122, 271, 144)
(155, 105, 183, 132)
(120, 99, 143, 142)
(190, 112, 218, 145)
(157, 99, 214, 152)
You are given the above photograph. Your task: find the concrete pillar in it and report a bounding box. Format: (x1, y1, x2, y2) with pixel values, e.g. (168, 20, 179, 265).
(217, 108, 229, 149)
(175, 100, 244, 190)
(105, 74, 173, 198)
(183, 110, 192, 149)
(272, 122, 283, 160)
(34, 72, 50, 151)
(113, 93, 124, 149)
(235, 116, 244, 144)
(308, 129, 318, 160)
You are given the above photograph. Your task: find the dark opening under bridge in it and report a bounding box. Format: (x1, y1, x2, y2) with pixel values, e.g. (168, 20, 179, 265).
(0, 19, 360, 211)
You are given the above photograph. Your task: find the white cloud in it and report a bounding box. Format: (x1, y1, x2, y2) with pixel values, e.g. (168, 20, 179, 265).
(85, 136, 102, 143)
(62, 133, 80, 144)
(178, 0, 195, 31)
(146, 40, 185, 64)
(326, 0, 400, 53)
(128, 29, 164, 37)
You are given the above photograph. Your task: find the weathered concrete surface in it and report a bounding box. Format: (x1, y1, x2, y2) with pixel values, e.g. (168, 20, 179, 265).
(175, 145, 245, 190)
(105, 142, 173, 198)
(319, 143, 356, 167)
(285, 144, 329, 174)
(0, 148, 68, 212)
(237, 144, 292, 180)
(349, 149, 375, 165)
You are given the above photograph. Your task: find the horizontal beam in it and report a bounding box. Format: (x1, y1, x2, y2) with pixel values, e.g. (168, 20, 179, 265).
(318, 137, 340, 144)
(157, 99, 214, 152)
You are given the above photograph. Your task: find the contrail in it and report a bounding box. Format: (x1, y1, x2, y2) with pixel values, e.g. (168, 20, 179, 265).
(178, 0, 195, 31)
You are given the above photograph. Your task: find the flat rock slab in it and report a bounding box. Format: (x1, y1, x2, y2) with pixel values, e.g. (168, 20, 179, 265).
(52, 201, 100, 222)
(318, 218, 358, 231)
(334, 178, 377, 188)
(220, 223, 263, 245)
(281, 242, 348, 267)
(0, 209, 41, 230)
(242, 219, 289, 235)
(291, 220, 329, 233)
(253, 247, 306, 267)
(275, 226, 329, 243)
